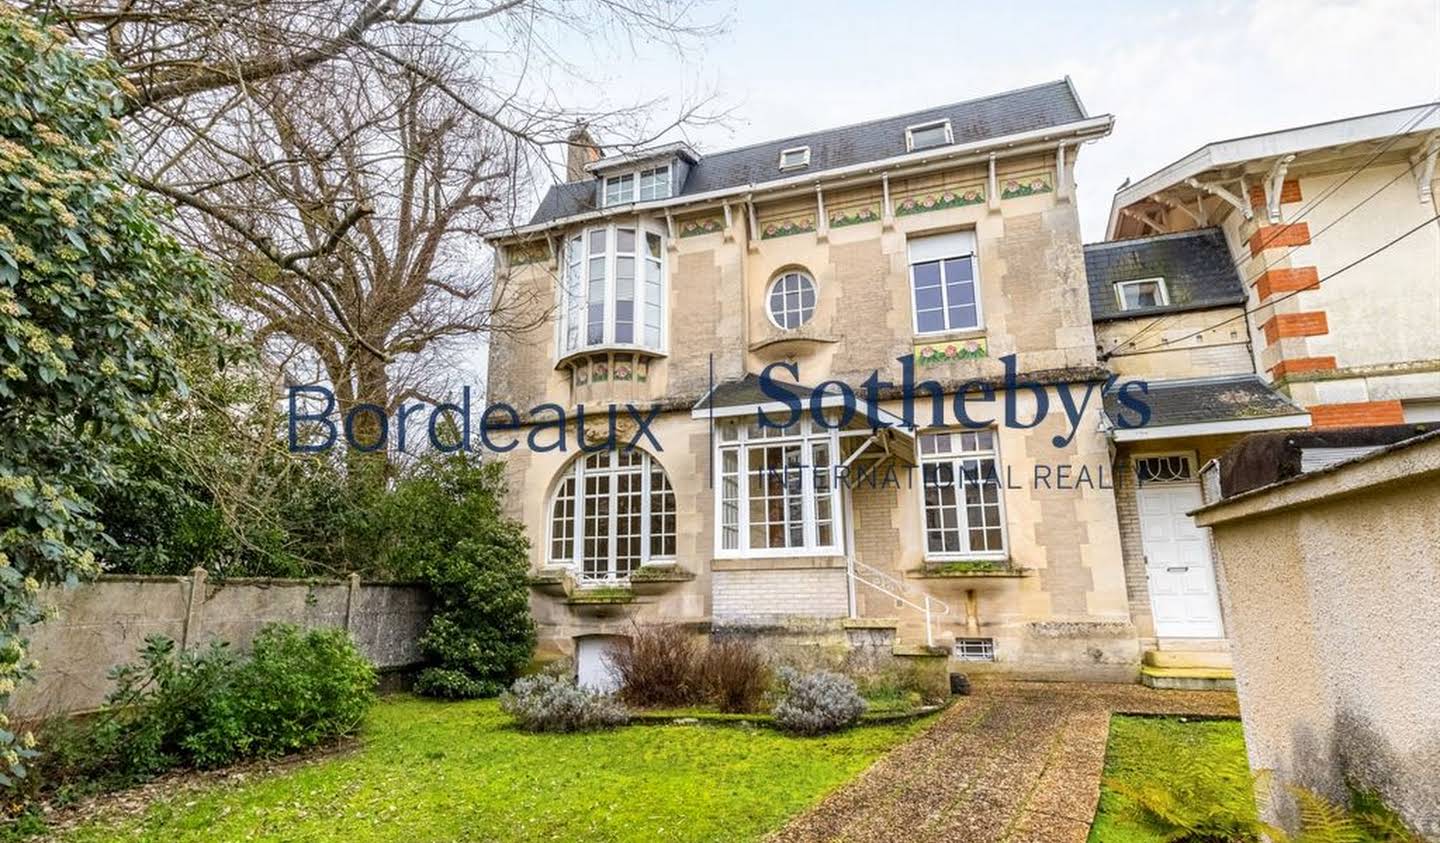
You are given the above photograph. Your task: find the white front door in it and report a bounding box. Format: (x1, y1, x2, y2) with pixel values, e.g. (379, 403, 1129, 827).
(1137, 482, 1223, 638)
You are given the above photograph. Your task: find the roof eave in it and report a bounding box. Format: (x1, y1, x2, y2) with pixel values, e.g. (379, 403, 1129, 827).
(487, 114, 1115, 245)
(1106, 102, 1440, 238)
(1110, 412, 1312, 443)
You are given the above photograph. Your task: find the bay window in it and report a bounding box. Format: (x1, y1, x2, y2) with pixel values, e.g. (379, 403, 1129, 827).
(715, 417, 842, 557)
(559, 222, 666, 356)
(919, 429, 1007, 559)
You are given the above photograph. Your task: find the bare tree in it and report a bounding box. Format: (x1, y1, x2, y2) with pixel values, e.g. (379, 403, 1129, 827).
(24, 0, 727, 359)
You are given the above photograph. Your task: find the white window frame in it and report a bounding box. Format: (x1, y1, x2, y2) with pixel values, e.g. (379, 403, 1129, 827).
(906, 119, 953, 151)
(713, 416, 844, 559)
(638, 164, 672, 201)
(556, 220, 667, 358)
(602, 164, 673, 207)
(915, 428, 1009, 562)
(1114, 277, 1170, 311)
(602, 173, 635, 207)
(546, 449, 676, 583)
(765, 270, 817, 330)
(778, 146, 811, 171)
(907, 232, 983, 336)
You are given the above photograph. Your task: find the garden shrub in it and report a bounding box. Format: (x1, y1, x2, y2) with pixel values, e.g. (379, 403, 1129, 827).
(26, 625, 375, 801)
(186, 624, 375, 764)
(700, 637, 770, 713)
(772, 669, 867, 735)
(500, 675, 628, 733)
(609, 624, 701, 708)
(368, 455, 535, 699)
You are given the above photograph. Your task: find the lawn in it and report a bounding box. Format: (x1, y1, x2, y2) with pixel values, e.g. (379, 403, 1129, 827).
(1088, 715, 1252, 843)
(59, 695, 932, 842)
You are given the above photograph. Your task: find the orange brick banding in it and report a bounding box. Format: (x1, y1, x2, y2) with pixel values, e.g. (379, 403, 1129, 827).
(1248, 179, 1303, 208)
(1249, 223, 1311, 256)
(1261, 312, 1329, 344)
(1270, 356, 1337, 379)
(1256, 266, 1320, 300)
(1309, 400, 1405, 429)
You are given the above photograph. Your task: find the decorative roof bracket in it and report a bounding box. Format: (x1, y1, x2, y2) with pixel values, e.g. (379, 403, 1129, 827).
(987, 153, 1000, 211)
(881, 173, 895, 231)
(1121, 207, 1165, 235)
(1411, 131, 1440, 205)
(1185, 177, 1253, 221)
(815, 185, 829, 243)
(745, 195, 760, 253)
(1264, 154, 1296, 223)
(1055, 142, 1072, 203)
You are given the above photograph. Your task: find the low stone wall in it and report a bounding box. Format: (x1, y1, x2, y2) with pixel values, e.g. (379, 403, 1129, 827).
(8, 569, 431, 720)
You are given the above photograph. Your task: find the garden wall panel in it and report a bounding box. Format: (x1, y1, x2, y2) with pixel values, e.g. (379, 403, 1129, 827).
(7, 572, 431, 720)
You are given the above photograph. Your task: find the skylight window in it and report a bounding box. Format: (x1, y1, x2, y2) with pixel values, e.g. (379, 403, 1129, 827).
(778, 146, 811, 171)
(906, 119, 953, 152)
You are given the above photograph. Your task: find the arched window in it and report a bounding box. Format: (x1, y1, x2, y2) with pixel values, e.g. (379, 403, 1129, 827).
(766, 270, 817, 329)
(549, 449, 676, 582)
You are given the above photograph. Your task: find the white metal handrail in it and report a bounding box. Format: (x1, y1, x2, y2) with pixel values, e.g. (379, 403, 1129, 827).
(847, 557, 951, 647)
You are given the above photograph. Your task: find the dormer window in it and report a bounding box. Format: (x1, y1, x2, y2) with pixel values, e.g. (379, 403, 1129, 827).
(1115, 278, 1169, 311)
(778, 146, 811, 171)
(603, 173, 634, 206)
(603, 164, 672, 207)
(639, 165, 671, 200)
(906, 119, 953, 152)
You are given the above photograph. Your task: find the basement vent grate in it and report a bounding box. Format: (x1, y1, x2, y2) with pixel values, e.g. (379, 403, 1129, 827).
(954, 638, 995, 661)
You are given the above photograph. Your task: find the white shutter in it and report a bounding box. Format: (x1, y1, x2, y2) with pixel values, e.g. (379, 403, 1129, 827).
(907, 230, 976, 264)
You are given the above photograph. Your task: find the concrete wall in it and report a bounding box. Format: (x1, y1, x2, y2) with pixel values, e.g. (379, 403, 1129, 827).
(1195, 433, 1440, 837)
(9, 571, 431, 719)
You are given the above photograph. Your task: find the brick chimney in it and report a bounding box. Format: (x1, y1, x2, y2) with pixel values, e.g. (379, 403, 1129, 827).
(565, 126, 601, 182)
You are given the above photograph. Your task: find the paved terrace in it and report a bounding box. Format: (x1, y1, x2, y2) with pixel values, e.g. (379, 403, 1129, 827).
(771, 679, 1240, 843)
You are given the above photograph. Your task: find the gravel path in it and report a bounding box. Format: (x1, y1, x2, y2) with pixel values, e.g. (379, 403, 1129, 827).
(770, 679, 1239, 843)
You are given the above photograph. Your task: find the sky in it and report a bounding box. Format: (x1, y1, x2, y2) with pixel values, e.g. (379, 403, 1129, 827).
(525, 0, 1440, 242)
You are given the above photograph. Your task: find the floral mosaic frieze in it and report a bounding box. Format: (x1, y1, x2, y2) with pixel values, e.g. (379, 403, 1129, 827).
(894, 186, 985, 217)
(1000, 173, 1053, 200)
(914, 338, 987, 367)
(679, 217, 723, 238)
(828, 204, 881, 228)
(760, 216, 816, 239)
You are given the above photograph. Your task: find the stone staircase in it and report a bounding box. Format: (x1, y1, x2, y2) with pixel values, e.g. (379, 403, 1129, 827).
(1140, 640, 1235, 691)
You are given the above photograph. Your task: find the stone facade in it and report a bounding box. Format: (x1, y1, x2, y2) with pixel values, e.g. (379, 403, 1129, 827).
(486, 98, 1153, 681)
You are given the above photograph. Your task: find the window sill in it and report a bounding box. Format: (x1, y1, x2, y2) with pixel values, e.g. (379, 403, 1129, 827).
(913, 328, 986, 344)
(555, 344, 667, 371)
(906, 559, 1029, 582)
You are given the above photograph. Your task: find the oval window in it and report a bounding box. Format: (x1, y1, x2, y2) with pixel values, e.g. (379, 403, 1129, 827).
(766, 271, 817, 329)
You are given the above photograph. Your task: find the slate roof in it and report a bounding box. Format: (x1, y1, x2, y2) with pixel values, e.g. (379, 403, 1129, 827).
(1103, 375, 1306, 430)
(1084, 228, 1245, 323)
(693, 373, 816, 411)
(529, 79, 1089, 226)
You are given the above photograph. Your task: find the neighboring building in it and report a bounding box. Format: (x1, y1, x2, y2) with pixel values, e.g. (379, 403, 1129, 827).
(486, 79, 1151, 683)
(1084, 228, 1310, 685)
(1090, 103, 1440, 685)
(1107, 104, 1440, 428)
(1193, 429, 1440, 838)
